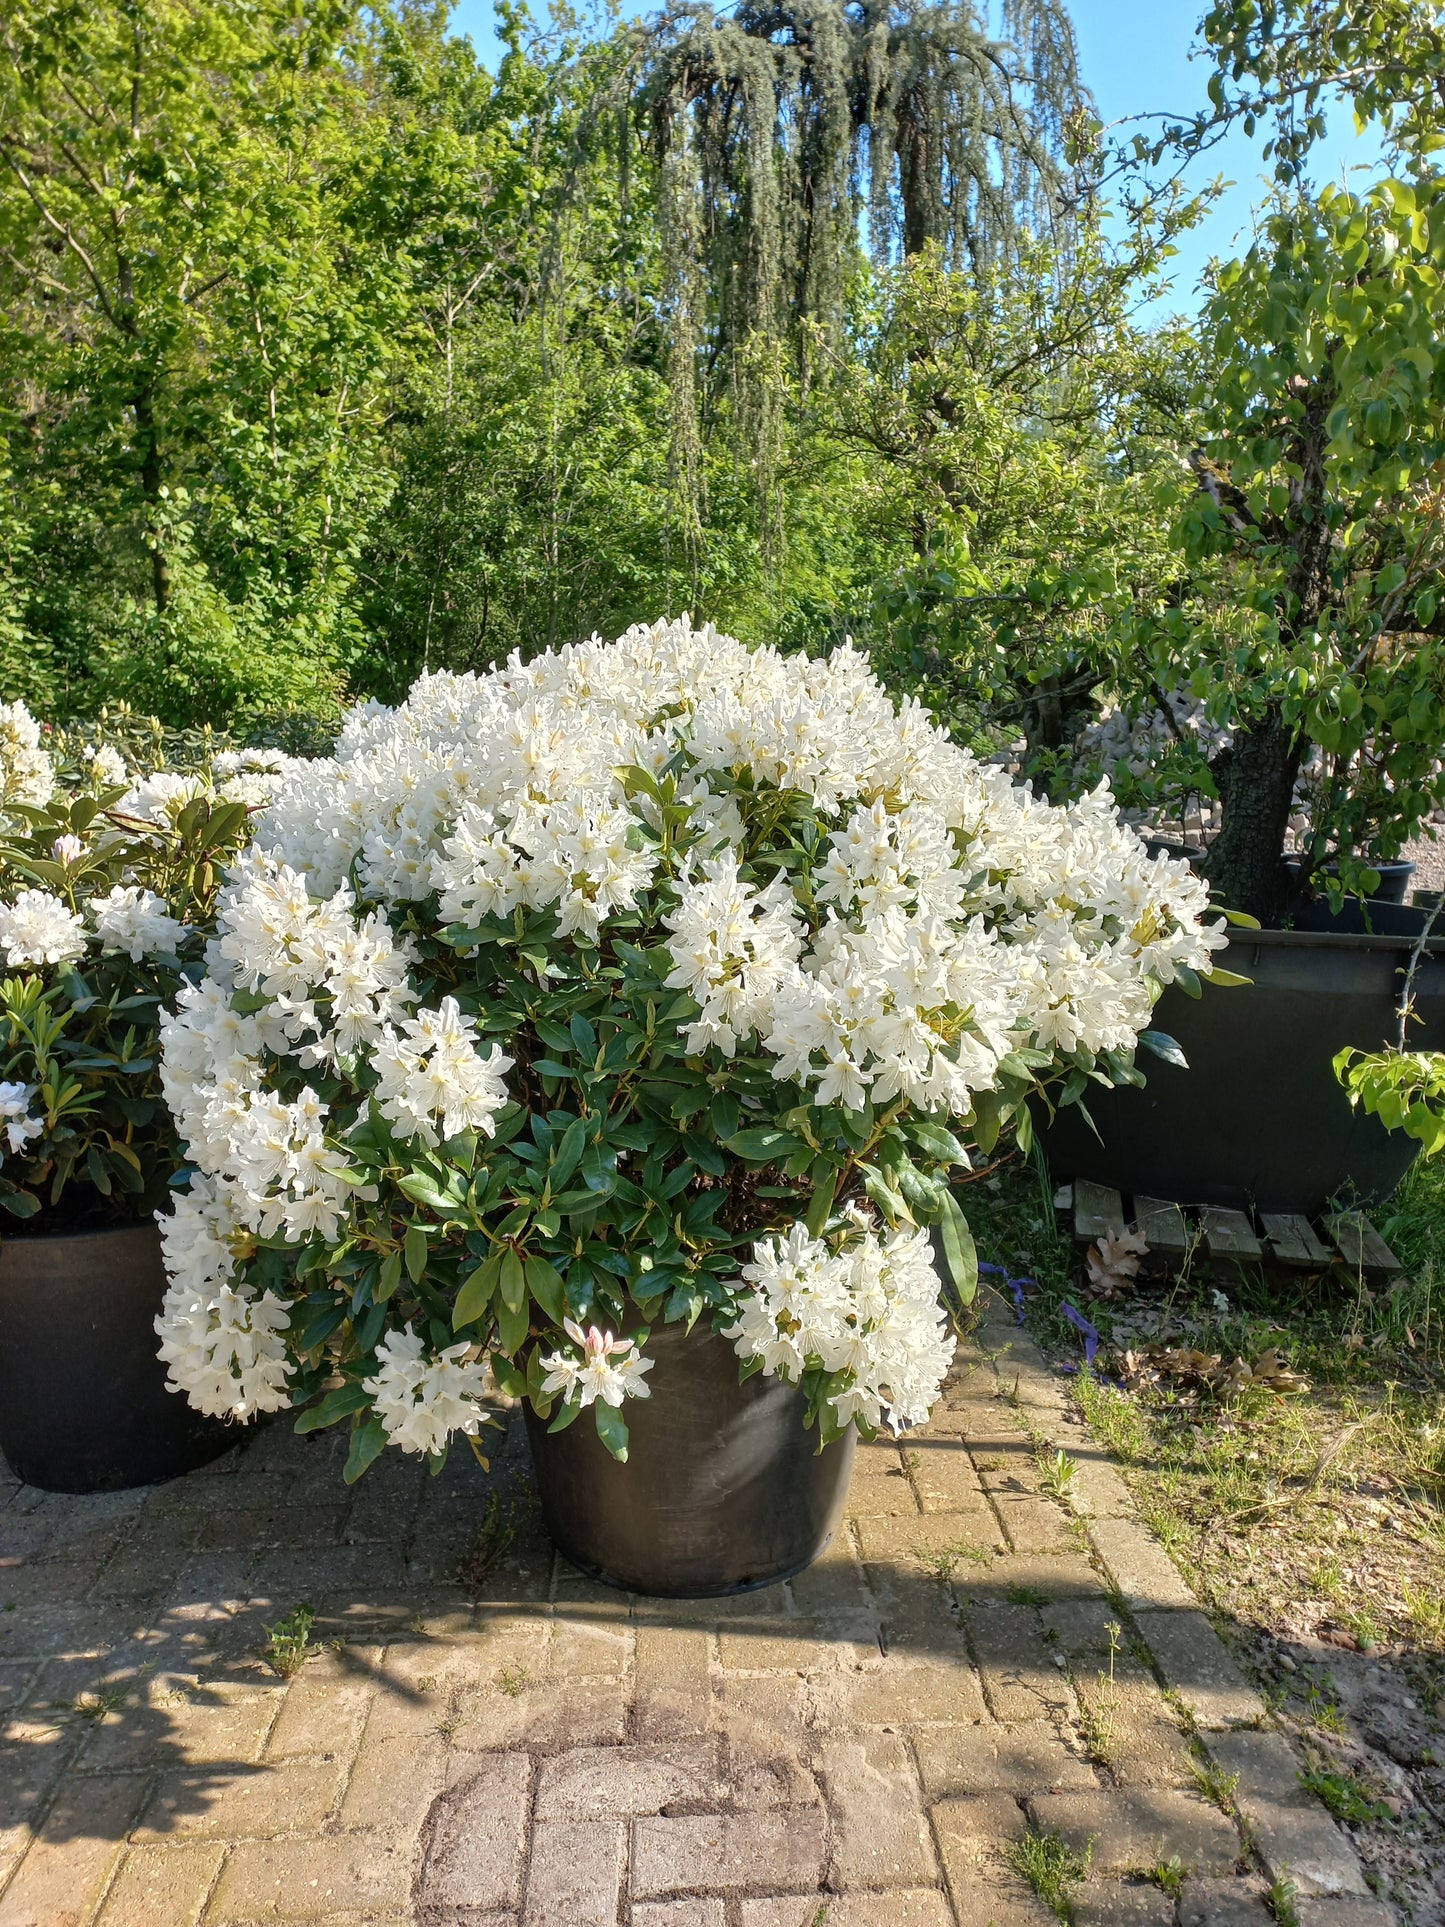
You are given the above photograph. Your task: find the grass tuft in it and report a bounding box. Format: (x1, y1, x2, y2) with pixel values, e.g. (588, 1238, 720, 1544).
(1005, 1829, 1092, 1919)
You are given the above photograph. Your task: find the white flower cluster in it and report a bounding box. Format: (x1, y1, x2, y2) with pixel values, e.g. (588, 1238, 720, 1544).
(251, 620, 1220, 1115)
(0, 1079, 43, 1158)
(539, 1319, 655, 1409)
(154, 1176, 293, 1417)
(155, 617, 1223, 1453)
(366, 1327, 493, 1455)
(0, 882, 191, 968)
(0, 702, 55, 812)
(89, 885, 188, 961)
(0, 889, 87, 967)
(725, 1216, 955, 1433)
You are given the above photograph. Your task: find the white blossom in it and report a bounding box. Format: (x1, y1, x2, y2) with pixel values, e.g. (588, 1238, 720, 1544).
(0, 701, 55, 810)
(0, 1080, 43, 1157)
(538, 1319, 655, 1408)
(0, 889, 87, 966)
(366, 1326, 493, 1454)
(725, 1218, 954, 1434)
(89, 885, 188, 961)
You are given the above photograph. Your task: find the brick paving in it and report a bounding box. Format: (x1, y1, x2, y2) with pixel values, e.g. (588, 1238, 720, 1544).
(0, 1293, 1398, 1925)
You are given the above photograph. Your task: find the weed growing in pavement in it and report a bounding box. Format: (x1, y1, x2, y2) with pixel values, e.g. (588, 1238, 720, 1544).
(72, 1686, 126, 1722)
(1006, 1829, 1092, 1919)
(1267, 1872, 1301, 1924)
(1298, 1766, 1394, 1827)
(1076, 1620, 1124, 1766)
(1188, 1746, 1241, 1814)
(1038, 1448, 1078, 1501)
(1005, 1583, 1049, 1607)
(1150, 1854, 1188, 1897)
(497, 1667, 530, 1697)
(919, 1538, 991, 1580)
(262, 1604, 315, 1679)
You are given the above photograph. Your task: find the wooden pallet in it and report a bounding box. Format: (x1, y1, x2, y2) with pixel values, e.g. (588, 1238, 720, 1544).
(1055, 1180, 1401, 1277)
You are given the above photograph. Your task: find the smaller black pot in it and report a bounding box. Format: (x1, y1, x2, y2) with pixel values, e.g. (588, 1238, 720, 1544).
(524, 1317, 856, 1597)
(0, 1222, 234, 1492)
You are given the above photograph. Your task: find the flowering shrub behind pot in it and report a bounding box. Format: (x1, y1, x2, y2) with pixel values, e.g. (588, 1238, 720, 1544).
(0, 705, 283, 1228)
(156, 620, 1223, 1470)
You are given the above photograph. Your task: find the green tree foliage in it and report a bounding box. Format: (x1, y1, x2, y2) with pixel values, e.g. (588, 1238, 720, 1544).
(0, 0, 416, 722)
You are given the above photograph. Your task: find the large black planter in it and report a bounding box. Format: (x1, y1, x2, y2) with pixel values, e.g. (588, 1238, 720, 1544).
(1041, 921, 1445, 1214)
(0, 1222, 233, 1492)
(523, 1316, 856, 1597)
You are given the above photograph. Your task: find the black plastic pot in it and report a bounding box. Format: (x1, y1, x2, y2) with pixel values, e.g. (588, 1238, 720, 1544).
(1040, 918, 1445, 1214)
(523, 1316, 856, 1597)
(0, 1222, 233, 1492)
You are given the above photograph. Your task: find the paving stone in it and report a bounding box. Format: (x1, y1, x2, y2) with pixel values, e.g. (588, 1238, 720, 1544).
(94, 1843, 225, 1925)
(630, 1811, 828, 1898)
(932, 1878, 1058, 1925)
(786, 1534, 872, 1619)
(848, 1467, 924, 1517)
(206, 1834, 414, 1920)
(953, 1554, 1104, 1607)
(1293, 1902, 1401, 1925)
(1132, 1610, 1267, 1730)
(0, 1771, 145, 1927)
(911, 1721, 1096, 1798)
(0, 1724, 77, 1856)
(719, 1624, 871, 1674)
(1028, 1790, 1241, 1876)
(633, 1624, 713, 1740)
(718, 1672, 808, 1735)
(835, 1655, 988, 1724)
(1063, 1457, 1135, 1522)
(416, 1752, 532, 1910)
(1087, 1519, 1197, 1613)
(990, 1492, 1079, 1556)
(856, 1507, 1004, 1569)
(1206, 1730, 1367, 1898)
(80, 1679, 280, 1771)
(1070, 1885, 1177, 1925)
(931, 1792, 1029, 1881)
(536, 1741, 722, 1817)
(264, 1660, 376, 1760)
(908, 1439, 993, 1515)
(820, 1731, 937, 1889)
(451, 1676, 629, 1751)
(1178, 1878, 1275, 1925)
(548, 1613, 631, 1677)
(740, 1897, 954, 1927)
(634, 1904, 727, 1927)
(523, 1818, 625, 1927)
(134, 1758, 344, 1841)
(339, 1732, 447, 1841)
(967, 1605, 1074, 1722)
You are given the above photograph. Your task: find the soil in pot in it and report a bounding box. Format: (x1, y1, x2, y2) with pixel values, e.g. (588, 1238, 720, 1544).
(0, 1222, 234, 1492)
(523, 1315, 856, 1596)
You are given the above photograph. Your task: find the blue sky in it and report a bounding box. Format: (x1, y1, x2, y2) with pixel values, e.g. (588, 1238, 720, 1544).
(446, 0, 1387, 313)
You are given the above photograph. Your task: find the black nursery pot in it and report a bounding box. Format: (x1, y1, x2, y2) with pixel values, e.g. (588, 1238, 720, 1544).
(1041, 919, 1445, 1215)
(0, 1222, 233, 1493)
(523, 1316, 856, 1597)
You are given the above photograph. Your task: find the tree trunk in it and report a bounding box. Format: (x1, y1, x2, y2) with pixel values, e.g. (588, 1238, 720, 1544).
(1202, 708, 1302, 922)
(133, 379, 170, 616)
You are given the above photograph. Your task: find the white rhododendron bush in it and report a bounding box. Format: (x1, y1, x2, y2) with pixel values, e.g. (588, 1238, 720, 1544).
(155, 619, 1224, 1472)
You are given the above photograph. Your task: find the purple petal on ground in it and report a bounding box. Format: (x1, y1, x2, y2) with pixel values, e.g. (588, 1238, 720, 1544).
(1060, 1299, 1100, 1364)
